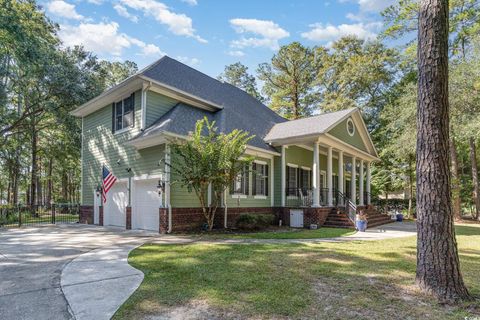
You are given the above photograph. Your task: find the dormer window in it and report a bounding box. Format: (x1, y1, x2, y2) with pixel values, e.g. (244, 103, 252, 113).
(113, 93, 134, 133)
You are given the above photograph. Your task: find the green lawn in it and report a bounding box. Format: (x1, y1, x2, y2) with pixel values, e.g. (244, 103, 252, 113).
(115, 224, 480, 320)
(189, 226, 355, 239)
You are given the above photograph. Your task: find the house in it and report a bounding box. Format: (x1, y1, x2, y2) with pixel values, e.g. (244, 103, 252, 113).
(72, 56, 389, 233)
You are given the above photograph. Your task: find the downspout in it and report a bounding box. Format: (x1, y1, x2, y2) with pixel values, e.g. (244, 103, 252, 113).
(165, 143, 172, 233)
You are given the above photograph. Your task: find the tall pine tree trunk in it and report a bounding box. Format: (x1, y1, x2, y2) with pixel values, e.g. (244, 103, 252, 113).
(47, 157, 53, 206)
(450, 137, 461, 219)
(408, 154, 414, 217)
(30, 121, 38, 213)
(416, 0, 469, 303)
(470, 137, 480, 220)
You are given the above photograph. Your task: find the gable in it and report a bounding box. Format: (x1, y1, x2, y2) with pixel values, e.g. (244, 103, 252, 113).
(145, 91, 178, 128)
(328, 116, 369, 153)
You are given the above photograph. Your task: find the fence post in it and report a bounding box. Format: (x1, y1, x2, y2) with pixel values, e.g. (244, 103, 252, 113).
(52, 204, 56, 224)
(18, 205, 22, 227)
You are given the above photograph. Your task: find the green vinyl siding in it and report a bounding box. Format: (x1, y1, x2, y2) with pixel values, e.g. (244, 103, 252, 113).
(145, 91, 178, 127)
(170, 172, 203, 208)
(82, 90, 174, 206)
(285, 146, 312, 168)
(274, 155, 282, 206)
(328, 118, 368, 152)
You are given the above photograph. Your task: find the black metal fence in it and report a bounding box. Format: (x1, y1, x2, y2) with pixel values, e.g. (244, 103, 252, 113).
(0, 204, 80, 228)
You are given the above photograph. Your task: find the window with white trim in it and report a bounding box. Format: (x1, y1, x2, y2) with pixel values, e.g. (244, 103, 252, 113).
(299, 168, 311, 190)
(286, 165, 298, 196)
(253, 162, 268, 196)
(113, 93, 135, 132)
(231, 164, 249, 195)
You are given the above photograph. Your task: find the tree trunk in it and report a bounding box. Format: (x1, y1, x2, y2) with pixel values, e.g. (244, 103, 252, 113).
(469, 137, 480, 220)
(36, 157, 42, 206)
(30, 122, 38, 213)
(450, 137, 461, 220)
(62, 171, 68, 202)
(408, 154, 415, 218)
(416, 0, 469, 303)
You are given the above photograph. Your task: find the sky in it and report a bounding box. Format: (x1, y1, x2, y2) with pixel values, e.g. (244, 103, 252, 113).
(41, 0, 395, 78)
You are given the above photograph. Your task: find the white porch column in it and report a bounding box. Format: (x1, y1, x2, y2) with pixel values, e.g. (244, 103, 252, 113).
(338, 151, 344, 204)
(313, 143, 320, 207)
(351, 156, 356, 205)
(327, 146, 333, 206)
(281, 146, 286, 207)
(366, 162, 371, 205)
(359, 160, 364, 206)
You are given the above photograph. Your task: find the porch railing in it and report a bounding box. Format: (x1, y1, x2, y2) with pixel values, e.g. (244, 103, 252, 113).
(336, 191, 357, 224)
(285, 188, 313, 207)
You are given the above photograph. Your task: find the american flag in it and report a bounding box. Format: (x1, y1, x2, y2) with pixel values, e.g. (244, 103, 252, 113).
(102, 165, 117, 203)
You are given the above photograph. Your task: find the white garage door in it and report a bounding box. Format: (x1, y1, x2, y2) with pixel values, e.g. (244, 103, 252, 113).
(132, 179, 160, 231)
(104, 182, 127, 228)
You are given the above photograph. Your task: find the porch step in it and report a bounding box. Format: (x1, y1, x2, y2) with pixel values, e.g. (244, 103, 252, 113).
(324, 211, 355, 228)
(323, 205, 394, 229)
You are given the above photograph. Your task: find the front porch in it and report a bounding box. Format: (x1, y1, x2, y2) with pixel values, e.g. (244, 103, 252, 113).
(264, 109, 390, 229)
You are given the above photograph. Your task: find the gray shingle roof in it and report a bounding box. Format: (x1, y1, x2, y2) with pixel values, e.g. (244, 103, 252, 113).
(132, 57, 361, 153)
(134, 56, 287, 152)
(264, 108, 357, 141)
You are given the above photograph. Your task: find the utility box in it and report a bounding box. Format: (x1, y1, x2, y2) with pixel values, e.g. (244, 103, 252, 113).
(290, 209, 304, 228)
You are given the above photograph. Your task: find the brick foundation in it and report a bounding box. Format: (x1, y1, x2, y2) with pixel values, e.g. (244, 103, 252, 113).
(303, 207, 332, 227)
(79, 206, 94, 224)
(159, 208, 168, 234)
(166, 207, 275, 232)
(82, 204, 335, 232)
(126, 207, 132, 230)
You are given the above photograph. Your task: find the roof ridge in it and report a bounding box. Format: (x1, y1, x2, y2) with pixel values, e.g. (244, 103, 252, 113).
(138, 55, 169, 76)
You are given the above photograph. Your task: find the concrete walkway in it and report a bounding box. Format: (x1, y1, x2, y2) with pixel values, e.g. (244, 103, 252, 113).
(150, 221, 417, 245)
(0, 225, 154, 320)
(61, 240, 146, 320)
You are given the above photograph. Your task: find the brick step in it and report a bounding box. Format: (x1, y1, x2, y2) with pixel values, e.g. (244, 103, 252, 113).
(327, 216, 350, 221)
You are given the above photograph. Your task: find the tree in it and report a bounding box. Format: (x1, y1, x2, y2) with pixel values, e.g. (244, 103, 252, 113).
(382, 0, 480, 58)
(316, 36, 399, 127)
(257, 42, 318, 119)
(99, 60, 138, 89)
(218, 62, 263, 101)
(416, 0, 469, 302)
(168, 118, 254, 231)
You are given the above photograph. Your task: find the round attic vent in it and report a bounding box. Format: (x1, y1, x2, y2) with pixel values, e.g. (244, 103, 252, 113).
(346, 118, 355, 136)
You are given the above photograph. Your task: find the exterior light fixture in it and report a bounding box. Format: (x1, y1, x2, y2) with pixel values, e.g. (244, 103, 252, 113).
(95, 185, 102, 197)
(157, 180, 165, 196)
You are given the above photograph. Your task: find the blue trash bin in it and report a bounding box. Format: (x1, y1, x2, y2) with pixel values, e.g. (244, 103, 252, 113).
(396, 213, 404, 222)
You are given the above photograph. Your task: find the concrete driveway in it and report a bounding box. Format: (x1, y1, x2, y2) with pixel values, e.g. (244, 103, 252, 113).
(0, 225, 153, 320)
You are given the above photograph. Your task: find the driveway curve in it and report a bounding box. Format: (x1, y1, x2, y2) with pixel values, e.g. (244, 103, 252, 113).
(0, 225, 153, 320)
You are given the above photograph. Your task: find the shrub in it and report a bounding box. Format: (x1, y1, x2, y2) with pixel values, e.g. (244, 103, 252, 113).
(236, 213, 275, 230)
